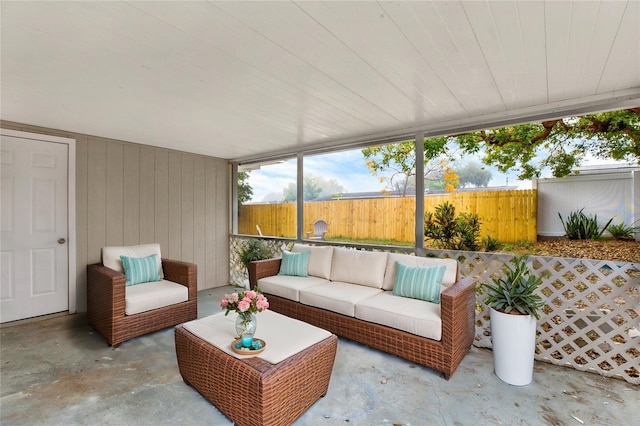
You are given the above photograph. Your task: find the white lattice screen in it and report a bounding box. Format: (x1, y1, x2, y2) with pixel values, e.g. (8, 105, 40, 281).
(229, 237, 285, 288)
(230, 237, 639, 384)
(459, 251, 640, 385)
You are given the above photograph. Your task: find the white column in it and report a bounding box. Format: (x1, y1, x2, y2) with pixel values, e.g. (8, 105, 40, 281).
(633, 170, 639, 241)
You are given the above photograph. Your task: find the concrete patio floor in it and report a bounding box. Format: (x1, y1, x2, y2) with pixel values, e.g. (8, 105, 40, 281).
(1, 286, 637, 426)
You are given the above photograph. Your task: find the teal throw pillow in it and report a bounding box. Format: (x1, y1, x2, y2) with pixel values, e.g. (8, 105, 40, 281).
(120, 254, 161, 286)
(392, 262, 446, 304)
(278, 251, 310, 277)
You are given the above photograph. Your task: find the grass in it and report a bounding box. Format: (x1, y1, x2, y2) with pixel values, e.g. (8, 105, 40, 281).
(327, 236, 414, 247)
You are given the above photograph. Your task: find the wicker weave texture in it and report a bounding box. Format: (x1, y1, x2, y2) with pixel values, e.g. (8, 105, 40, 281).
(175, 326, 337, 426)
(87, 259, 198, 347)
(251, 258, 476, 379)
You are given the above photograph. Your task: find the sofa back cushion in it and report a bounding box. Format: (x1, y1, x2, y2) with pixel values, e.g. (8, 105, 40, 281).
(330, 248, 388, 288)
(278, 251, 310, 277)
(383, 253, 457, 291)
(392, 262, 446, 304)
(102, 243, 164, 279)
(292, 244, 334, 279)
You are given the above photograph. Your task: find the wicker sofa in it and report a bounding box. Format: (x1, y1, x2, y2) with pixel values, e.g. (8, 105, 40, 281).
(249, 244, 476, 379)
(87, 244, 197, 347)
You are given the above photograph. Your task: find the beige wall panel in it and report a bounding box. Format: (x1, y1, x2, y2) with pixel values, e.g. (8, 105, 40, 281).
(168, 153, 182, 260)
(181, 155, 195, 263)
(87, 139, 107, 265)
(193, 157, 206, 290)
(105, 142, 124, 246)
(205, 159, 217, 287)
(123, 145, 140, 245)
(154, 151, 169, 252)
(75, 136, 89, 311)
(139, 147, 155, 244)
(215, 161, 229, 286)
(1, 121, 229, 312)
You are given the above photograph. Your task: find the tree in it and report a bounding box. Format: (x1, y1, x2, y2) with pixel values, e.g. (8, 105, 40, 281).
(457, 162, 492, 188)
(456, 109, 639, 179)
(363, 109, 639, 183)
(362, 139, 458, 196)
(237, 171, 253, 211)
(283, 175, 346, 201)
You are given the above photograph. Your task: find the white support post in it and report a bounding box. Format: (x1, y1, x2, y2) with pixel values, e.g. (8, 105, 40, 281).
(415, 132, 425, 254)
(633, 170, 639, 241)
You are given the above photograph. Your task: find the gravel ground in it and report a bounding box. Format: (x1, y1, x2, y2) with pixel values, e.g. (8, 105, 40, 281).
(509, 238, 640, 263)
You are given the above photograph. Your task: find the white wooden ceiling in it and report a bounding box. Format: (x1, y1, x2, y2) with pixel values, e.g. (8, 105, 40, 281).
(2, 1, 639, 161)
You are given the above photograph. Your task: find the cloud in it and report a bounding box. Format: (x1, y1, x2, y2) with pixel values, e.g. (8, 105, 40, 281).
(245, 145, 631, 201)
(247, 150, 385, 201)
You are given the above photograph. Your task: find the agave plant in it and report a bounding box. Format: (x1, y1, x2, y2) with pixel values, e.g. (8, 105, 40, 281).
(558, 208, 613, 240)
(481, 256, 544, 319)
(607, 220, 640, 240)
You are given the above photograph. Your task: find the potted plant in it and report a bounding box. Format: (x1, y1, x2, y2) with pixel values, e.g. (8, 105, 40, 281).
(481, 255, 544, 386)
(238, 239, 272, 288)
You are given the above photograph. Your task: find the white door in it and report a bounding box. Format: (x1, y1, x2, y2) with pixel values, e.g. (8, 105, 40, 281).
(1, 135, 69, 323)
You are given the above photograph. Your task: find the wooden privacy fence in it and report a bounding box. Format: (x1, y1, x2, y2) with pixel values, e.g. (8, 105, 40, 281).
(239, 189, 537, 243)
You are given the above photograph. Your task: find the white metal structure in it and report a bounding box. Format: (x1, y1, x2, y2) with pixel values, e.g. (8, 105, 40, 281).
(535, 166, 640, 239)
(1, 1, 638, 161)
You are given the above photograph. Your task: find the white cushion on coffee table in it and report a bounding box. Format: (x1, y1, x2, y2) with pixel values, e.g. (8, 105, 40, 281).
(182, 310, 331, 364)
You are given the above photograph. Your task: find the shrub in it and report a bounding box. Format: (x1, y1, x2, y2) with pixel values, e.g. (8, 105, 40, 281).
(607, 221, 640, 240)
(482, 236, 503, 252)
(424, 202, 481, 250)
(238, 239, 272, 269)
(558, 208, 613, 240)
(456, 213, 482, 251)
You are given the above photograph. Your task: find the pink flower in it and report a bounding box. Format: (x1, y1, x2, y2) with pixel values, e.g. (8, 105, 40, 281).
(220, 287, 268, 316)
(256, 298, 269, 311)
(238, 299, 251, 312)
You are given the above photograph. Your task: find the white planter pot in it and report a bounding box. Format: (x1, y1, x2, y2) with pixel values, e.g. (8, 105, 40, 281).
(489, 307, 537, 386)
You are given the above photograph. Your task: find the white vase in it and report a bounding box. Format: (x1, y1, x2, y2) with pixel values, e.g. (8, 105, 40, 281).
(489, 307, 537, 386)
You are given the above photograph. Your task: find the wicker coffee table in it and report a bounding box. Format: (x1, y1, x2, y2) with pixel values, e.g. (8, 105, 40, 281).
(175, 311, 337, 426)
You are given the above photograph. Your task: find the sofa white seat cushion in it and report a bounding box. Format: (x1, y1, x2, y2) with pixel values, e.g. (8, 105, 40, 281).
(299, 282, 383, 317)
(355, 292, 442, 340)
(125, 280, 188, 315)
(383, 253, 458, 291)
(330, 248, 388, 289)
(257, 275, 329, 302)
(291, 244, 334, 279)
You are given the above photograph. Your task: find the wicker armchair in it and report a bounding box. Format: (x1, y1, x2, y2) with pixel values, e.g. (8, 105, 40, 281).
(87, 245, 197, 347)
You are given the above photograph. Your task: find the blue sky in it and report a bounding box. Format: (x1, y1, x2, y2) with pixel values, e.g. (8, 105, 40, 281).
(246, 147, 628, 203)
(246, 150, 381, 202)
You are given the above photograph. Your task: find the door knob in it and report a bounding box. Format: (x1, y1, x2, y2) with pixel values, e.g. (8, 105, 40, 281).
(58, 238, 66, 244)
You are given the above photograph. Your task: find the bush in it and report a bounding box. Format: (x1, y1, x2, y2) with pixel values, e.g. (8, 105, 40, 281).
(558, 208, 613, 240)
(482, 236, 503, 252)
(608, 221, 640, 240)
(425, 202, 481, 251)
(238, 239, 272, 269)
